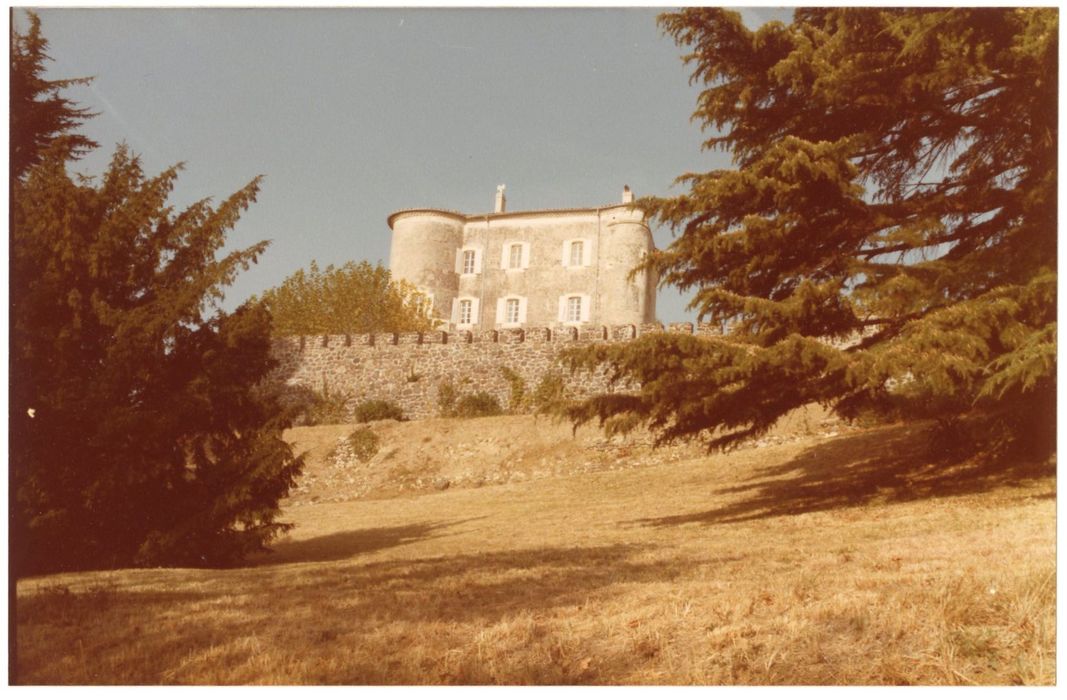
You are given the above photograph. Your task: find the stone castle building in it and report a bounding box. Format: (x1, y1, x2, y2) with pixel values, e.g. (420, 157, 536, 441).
(387, 185, 657, 330)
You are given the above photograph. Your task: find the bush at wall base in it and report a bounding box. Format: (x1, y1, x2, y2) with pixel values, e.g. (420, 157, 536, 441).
(453, 392, 504, 418)
(353, 399, 406, 423)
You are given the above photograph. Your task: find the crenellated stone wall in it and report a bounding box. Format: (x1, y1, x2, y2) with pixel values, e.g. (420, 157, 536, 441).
(268, 322, 724, 420)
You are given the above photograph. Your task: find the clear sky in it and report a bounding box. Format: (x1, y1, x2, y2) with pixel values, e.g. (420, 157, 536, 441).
(20, 6, 790, 323)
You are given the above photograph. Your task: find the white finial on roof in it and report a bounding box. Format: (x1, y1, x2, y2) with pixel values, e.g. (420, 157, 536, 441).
(495, 184, 507, 213)
(622, 185, 634, 204)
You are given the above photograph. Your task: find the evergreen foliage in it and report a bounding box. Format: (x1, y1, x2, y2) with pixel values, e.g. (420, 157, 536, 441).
(9, 12, 97, 179)
(565, 8, 1056, 458)
(255, 260, 433, 336)
(10, 16, 302, 574)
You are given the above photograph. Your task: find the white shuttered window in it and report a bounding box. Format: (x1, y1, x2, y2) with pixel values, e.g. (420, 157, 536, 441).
(561, 239, 592, 268)
(495, 296, 527, 326)
(499, 241, 530, 270)
(567, 296, 581, 322)
(569, 241, 583, 267)
(557, 293, 591, 323)
(452, 297, 479, 326)
(456, 248, 483, 275)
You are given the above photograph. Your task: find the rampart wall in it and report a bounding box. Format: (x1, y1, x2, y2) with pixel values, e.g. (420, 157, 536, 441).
(269, 322, 723, 420)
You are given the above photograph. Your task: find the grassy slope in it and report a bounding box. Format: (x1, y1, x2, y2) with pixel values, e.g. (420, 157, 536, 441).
(14, 419, 1056, 685)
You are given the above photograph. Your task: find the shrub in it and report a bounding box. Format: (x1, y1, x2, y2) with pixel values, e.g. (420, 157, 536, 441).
(299, 380, 352, 426)
(437, 381, 458, 417)
(353, 399, 405, 423)
(454, 392, 504, 418)
(342, 427, 381, 463)
(500, 366, 527, 413)
(532, 371, 568, 414)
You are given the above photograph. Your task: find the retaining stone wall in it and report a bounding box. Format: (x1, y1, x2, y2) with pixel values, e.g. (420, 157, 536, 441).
(268, 322, 724, 420)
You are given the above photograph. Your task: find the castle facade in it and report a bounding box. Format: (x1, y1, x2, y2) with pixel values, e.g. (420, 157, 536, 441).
(387, 186, 657, 330)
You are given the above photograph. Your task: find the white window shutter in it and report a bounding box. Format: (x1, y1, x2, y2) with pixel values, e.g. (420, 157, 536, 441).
(450, 298, 459, 324)
(474, 248, 483, 273)
(558, 295, 566, 322)
(455, 249, 463, 274)
(580, 294, 591, 322)
(499, 244, 508, 270)
(471, 298, 480, 323)
(521, 243, 530, 269)
(518, 297, 528, 323)
(561, 240, 570, 267)
(582, 239, 592, 266)
(496, 297, 505, 324)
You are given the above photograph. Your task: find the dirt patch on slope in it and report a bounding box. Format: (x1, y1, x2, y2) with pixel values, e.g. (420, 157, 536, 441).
(283, 404, 847, 506)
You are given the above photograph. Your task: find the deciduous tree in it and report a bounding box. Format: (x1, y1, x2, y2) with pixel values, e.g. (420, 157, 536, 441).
(565, 8, 1056, 458)
(256, 260, 433, 336)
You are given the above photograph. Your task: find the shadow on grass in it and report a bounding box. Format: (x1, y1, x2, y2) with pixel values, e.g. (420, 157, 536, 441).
(17, 540, 723, 683)
(39, 545, 699, 628)
(307, 544, 705, 624)
(255, 519, 478, 565)
(630, 423, 1056, 528)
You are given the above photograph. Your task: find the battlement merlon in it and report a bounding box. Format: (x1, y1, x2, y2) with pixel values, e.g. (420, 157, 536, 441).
(270, 322, 724, 351)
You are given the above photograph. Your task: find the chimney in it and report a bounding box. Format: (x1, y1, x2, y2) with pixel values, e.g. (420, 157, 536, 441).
(495, 184, 507, 213)
(622, 185, 634, 204)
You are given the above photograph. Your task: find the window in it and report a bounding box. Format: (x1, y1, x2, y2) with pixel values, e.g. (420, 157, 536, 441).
(508, 244, 523, 269)
(453, 297, 480, 327)
(562, 238, 590, 268)
(500, 241, 529, 270)
(566, 296, 582, 323)
(569, 240, 584, 267)
(457, 247, 483, 275)
(506, 298, 520, 324)
(496, 296, 526, 326)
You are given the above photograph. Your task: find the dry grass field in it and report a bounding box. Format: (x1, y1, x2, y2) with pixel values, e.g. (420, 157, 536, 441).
(14, 415, 1056, 684)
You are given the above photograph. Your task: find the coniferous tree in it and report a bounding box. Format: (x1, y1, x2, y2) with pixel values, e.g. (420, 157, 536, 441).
(10, 16, 302, 574)
(256, 260, 434, 336)
(565, 8, 1056, 458)
(9, 12, 97, 179)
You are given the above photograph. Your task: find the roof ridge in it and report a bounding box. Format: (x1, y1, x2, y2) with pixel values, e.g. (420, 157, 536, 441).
(387, 202, 642, 228)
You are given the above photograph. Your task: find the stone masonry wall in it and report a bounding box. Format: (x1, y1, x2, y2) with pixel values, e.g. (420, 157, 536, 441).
(269, 322, 723, 420)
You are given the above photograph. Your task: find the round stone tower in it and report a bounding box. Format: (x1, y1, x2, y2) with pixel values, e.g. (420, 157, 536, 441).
(597, 203, 658, 325)
(387, 210, 465, 320)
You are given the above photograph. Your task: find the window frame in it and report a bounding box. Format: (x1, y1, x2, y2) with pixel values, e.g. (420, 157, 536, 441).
(561, 238, 591, 268)
(566, 295, 582, 323)
(496, 295, 527, 328)
(505, 298, 521, 324)
(558, 292, 591, 325)
(569, 240, 584, 267)
(500, 241, 530, 271)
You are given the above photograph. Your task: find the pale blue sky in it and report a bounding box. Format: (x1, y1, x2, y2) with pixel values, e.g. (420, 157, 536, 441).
(22, 7, 790, 322)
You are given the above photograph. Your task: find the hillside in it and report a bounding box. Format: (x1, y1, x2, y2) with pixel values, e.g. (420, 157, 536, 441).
(15, 414, 1056, 684)
(282, 404, 842, 505)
